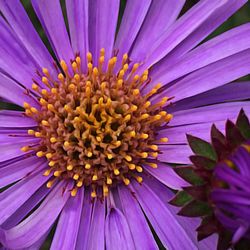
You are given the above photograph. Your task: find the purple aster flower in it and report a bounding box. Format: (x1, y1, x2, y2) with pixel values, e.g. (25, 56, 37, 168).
(173, 109, 250, 249)
(0, 0, 249, 249)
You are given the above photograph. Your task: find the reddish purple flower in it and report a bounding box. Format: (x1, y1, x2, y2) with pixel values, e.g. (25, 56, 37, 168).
(0, 0, 249, 249)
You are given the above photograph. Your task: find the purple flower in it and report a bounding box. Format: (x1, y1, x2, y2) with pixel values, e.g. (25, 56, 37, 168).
(0, 0, 249, 249)
(212, 143, 250, 245)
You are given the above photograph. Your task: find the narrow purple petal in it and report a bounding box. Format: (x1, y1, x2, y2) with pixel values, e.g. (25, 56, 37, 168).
(163, 50, 250, 102)
(148, 23, 250, 90)
(130, 0, 185, 62)
(0, 181, 71, 249)
(142, 0, 231, 70)
(114, 0, 151, 58)
(0, 168, 49, 225)
(75, 190, 93, 250)
(51, 187, 84, 250)
(105, 207, 135, 250)
(131, 181, 197, 250)
(168, 82, 250, 113)
(66, 0, 88, 72)
(0, 111, 36, 128)
(118, 186, 158, 250)
(89, 0, 119, 63)
(144, 162, 188, 189)
(86, 198, 105, 250)
(0, 0, 56, 75)
(31, 0, 74, 64)
(0, 72, 38, 107)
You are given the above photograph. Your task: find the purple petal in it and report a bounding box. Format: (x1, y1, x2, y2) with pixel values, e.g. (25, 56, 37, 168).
(0, 168, 49, 225)
(114, 0, 151, 58)
(105, 207, 135, 250)
(168, 82, 250, 113)
(0, 156, 46, 189)
(31, 0, 74, 64)
(75, 190, 93, 250)
(148, 23, 250, 91)
(0, 111, 36, 128)
(142, 0, 232, 70)
(144, 162, 188, 189)
(169, 102, 250, 127)
(163, 50, 250, 102)
(0, 72, 38, 107)
(51, 187, 84, 250)
(86, 198, 105, 250)
(0, 0, 56, 75)
(66, 0, 88, 72)
(89, 0, 119, 63)
(131, 181, 197, 249)
(0, 181, 71, 249)
(118, 186, 158, 250)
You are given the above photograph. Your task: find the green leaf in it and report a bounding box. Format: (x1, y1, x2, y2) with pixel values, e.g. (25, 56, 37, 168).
(190, 155, 216, 170)
(169, 191, 192, 207)
(175, 167, 204, 185)
(236, 109, 250, 140)
(187, 134, 217, 161)
(225, 120, 245, 148)
(178, 200, 212, 217)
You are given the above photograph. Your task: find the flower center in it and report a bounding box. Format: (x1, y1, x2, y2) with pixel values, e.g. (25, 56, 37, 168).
(22, 49, 172, 198)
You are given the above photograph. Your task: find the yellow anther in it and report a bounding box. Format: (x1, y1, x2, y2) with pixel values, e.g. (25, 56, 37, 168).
(21, 146, 30, 152)
(39, 98, 47, 105)
(87, 52, 92, 62)
(50, 88, 57, 94)
(30, 107, 38, 113)
(131, 105, 138, 112)
(50, 137, 57, 143)
(47, 104, 54, 111)
(23, 102, 30, 109)
(150, 145, 158, 151)
(107, 177, 112, 185)
(25, 109, 32, 116)
(46, 153, 53, 159)
(91, 191, 97, 198)
(132, 63, 140, 72)
(42, 76, 49, 85)
(123, 63, 129, 71)
(85, 163, 91, 169)
(73, 174, 79, 180)
(115, 141, 121, 147)
(77, 181, 83, 187)
(87, 151, 93, 157)
(99, 56, 105, 64)
(150, 152, 158, 158)
(123, 178, 130, 185)
(114, 169, 120, 175)
(32, 83, 39, 91)
(47, 180, 54, 188)
(224, 159, 234, 168)
(41, 89, 48, 96)
(93, 67, 99, 76)
(160, 137, 169, 143)
(136, 176, 143, 183)
(96, 136, 102, 142)
(60, 60, 68, 72)
(125, 155, 132, 162)
(117, 79, 123, 88)
(141, 133, 149, 139)
(144, 101, 151, 108)
(159, 111, 167, 117)
(49, 161, 56, 167)
(71, 188, 78, 197)
(87, 63, 93, 72)
(124, 114, 131, 122)
(72, 62, 78, 72)
(64, 104, 71, 112)
(92, 175, 98, 181)
(129, 131, 136, 137)
(133, 89, 140, 95)
(122, 53, 128, 63)
(165, 114, 173, 121)
(140, 114, 149, 120)
(103, 185, 109, 196)
(118, 70, 125, 78)
(36, 151, 44, 157)
(67, 165, 73, 171)
(128, 163, 136, 170)
(136, 166, 143, 172)
(42, 68, 49, 76)
(148, 163, 158, 169)
(74, 74, 80, 81)
(76, 56, 81, 65)
(140, 152, 148, 158)
(64, 141, 70, 148)
(35, 132, 42, 137)
(58, 73, 64, 81)
(43, 169, 51, 176)
(54, 171, 62, 177)
(107, 154, 113, 159)
(28, 129, 35, 135)
(68, 84, 75, 91)
(100, 48, 105, 57)
(41, 120, 49, 126)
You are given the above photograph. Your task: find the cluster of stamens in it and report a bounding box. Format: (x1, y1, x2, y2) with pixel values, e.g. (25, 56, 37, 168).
(22, 49, 172, 198)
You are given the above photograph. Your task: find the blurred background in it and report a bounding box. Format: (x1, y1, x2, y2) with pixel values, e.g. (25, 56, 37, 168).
(2, 0, 250, 248)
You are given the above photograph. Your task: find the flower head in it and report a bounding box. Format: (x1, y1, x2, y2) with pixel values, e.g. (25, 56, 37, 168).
(0, 0, 250, 249)
(173, 109, 250, 249)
